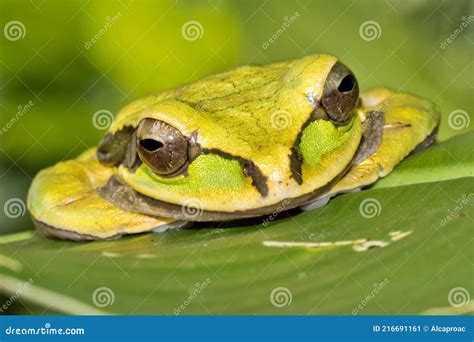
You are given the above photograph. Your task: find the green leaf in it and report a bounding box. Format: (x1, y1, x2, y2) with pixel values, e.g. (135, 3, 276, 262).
(0, 134, 472, 315)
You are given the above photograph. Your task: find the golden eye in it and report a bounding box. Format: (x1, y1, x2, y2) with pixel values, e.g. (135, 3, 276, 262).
(136, 118, 188, 176)
(321, 62, 359, 126)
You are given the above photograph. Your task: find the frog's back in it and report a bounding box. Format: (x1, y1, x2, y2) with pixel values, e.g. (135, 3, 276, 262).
(110, 55, 340, 171)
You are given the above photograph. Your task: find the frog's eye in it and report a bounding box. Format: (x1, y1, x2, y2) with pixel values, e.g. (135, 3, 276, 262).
(321, 62, 359, 125)
(136, 118, 188, 176)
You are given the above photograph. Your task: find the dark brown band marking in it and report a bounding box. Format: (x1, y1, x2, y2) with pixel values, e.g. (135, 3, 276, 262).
(289, 147, 303, 185)
(202, 148, 269, 197)
(288, 102, 321, 185)
(242, 160, 269, 197)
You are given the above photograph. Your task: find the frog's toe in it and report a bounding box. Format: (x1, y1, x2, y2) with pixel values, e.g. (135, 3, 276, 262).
(300, 196, 331, 211)
(300, 188, 361, 211)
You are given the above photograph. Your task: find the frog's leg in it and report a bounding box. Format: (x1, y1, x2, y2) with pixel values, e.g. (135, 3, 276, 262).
(27, 149, 187, 241)
(301, 87, 441, 210)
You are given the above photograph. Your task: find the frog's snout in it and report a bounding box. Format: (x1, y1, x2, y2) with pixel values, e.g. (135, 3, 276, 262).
(136, 118, 188, 176)
(321, 62, 360, 126)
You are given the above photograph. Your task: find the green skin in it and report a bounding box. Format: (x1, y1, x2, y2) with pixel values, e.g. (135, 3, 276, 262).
(27, 55, 440, 240)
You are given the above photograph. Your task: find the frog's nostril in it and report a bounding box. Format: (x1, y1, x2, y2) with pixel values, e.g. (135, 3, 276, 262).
(139, 139, 164, 152)
(338, 74, 355, 93)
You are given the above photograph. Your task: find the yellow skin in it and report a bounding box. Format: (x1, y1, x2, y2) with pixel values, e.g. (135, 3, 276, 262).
(27, 149, 176, 240)
(27, 55, 440, 240)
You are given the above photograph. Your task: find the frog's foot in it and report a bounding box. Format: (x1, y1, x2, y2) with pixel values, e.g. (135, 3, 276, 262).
(300, 87, 441, 210)
(27, 149, 188, 241)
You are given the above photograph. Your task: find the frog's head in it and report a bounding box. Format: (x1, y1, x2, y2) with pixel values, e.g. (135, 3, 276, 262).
(97, 55, 362, 218)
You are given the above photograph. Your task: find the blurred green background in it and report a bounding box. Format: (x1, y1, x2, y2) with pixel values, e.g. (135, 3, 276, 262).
(0, 0, 473, 235)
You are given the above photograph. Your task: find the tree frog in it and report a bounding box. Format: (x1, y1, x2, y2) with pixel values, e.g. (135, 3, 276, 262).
(27, 55, 440, 240)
